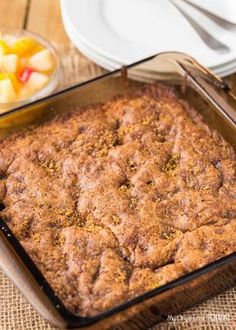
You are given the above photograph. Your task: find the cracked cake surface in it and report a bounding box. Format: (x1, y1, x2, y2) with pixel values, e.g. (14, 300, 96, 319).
(0, 84, 235, 316)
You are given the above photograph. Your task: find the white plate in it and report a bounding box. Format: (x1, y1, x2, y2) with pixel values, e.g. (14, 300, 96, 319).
(64, 14, 236, 77)
(215, 61, 236, 77)
(63, 13, 236, 78)
(61, 0, 236, 68)
(135, 59, 236, 78)
(63, 16, 118, 70)
(65, 18, 236, 79)
(63, 8, 236, 73)
(62, 10, 119, 69)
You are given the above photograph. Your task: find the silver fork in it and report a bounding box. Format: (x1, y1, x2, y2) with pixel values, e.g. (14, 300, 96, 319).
(182, 0, 236, 31)
(169, 0, 230, 54)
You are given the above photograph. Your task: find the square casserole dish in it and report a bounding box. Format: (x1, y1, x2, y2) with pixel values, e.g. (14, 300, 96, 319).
(0, 52, 235, 329)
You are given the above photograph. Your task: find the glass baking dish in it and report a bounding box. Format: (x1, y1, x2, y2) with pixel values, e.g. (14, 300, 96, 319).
(0, 52, 235, 329)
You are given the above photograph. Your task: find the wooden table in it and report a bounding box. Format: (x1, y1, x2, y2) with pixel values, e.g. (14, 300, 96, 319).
(1, 0, 69, 45)
(0, 0, 105, 86)
(1, 0, 236, 89)
(2, 0, 236, 88)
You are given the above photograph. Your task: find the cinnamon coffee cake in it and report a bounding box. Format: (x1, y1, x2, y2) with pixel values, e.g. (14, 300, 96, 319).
(0, 84, 235, 316)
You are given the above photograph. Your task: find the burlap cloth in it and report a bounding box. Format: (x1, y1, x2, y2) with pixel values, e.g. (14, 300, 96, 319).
(0, 44, 235, 330)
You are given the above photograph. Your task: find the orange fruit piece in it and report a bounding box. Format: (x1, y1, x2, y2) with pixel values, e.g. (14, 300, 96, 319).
(0, 40, 11, 55)
(0, 73, 21, 92)
(12, 37, 42, 57)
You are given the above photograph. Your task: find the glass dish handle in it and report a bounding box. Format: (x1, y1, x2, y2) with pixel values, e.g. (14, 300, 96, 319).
(172, 52, 236, 126)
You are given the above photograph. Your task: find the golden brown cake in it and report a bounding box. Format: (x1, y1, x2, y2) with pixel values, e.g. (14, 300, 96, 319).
(0, 84, 235, 316)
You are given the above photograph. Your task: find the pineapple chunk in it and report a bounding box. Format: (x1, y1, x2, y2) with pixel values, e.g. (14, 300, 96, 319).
(0, 78, 16, 103)
(0, 40, 11, 55)
(0, 54, 19, 73)
(27, 72, 49, 91)
(13, 37, 41, 57)
(29, 49, 54, 71)
(0, 73, 20, 92)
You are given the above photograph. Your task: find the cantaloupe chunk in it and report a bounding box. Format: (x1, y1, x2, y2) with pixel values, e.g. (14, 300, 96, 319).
(13, 37, 41, 57)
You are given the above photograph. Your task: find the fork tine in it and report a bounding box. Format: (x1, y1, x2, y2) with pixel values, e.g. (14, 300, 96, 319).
(170, 0, 230, 54)
(182, 0, 236, 31)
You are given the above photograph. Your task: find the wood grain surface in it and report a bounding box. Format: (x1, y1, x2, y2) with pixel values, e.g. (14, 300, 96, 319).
(0, 0, 106, 87)
(0, 0, 28, 28)
(1, 0, 236, 90)
(27, 0, 69, 44)
(1, 0, 69, 44)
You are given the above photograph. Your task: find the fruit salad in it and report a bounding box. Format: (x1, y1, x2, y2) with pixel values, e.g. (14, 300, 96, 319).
(0, 32, 57, 105)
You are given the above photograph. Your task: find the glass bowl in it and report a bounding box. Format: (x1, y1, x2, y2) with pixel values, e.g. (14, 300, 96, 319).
(0, 28, 61, 113)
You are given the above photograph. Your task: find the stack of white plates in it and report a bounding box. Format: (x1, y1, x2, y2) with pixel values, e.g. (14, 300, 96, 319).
(61, 0, 236, 77)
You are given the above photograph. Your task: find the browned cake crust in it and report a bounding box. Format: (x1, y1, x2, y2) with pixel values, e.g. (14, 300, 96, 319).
(0, 84, 235, 316)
